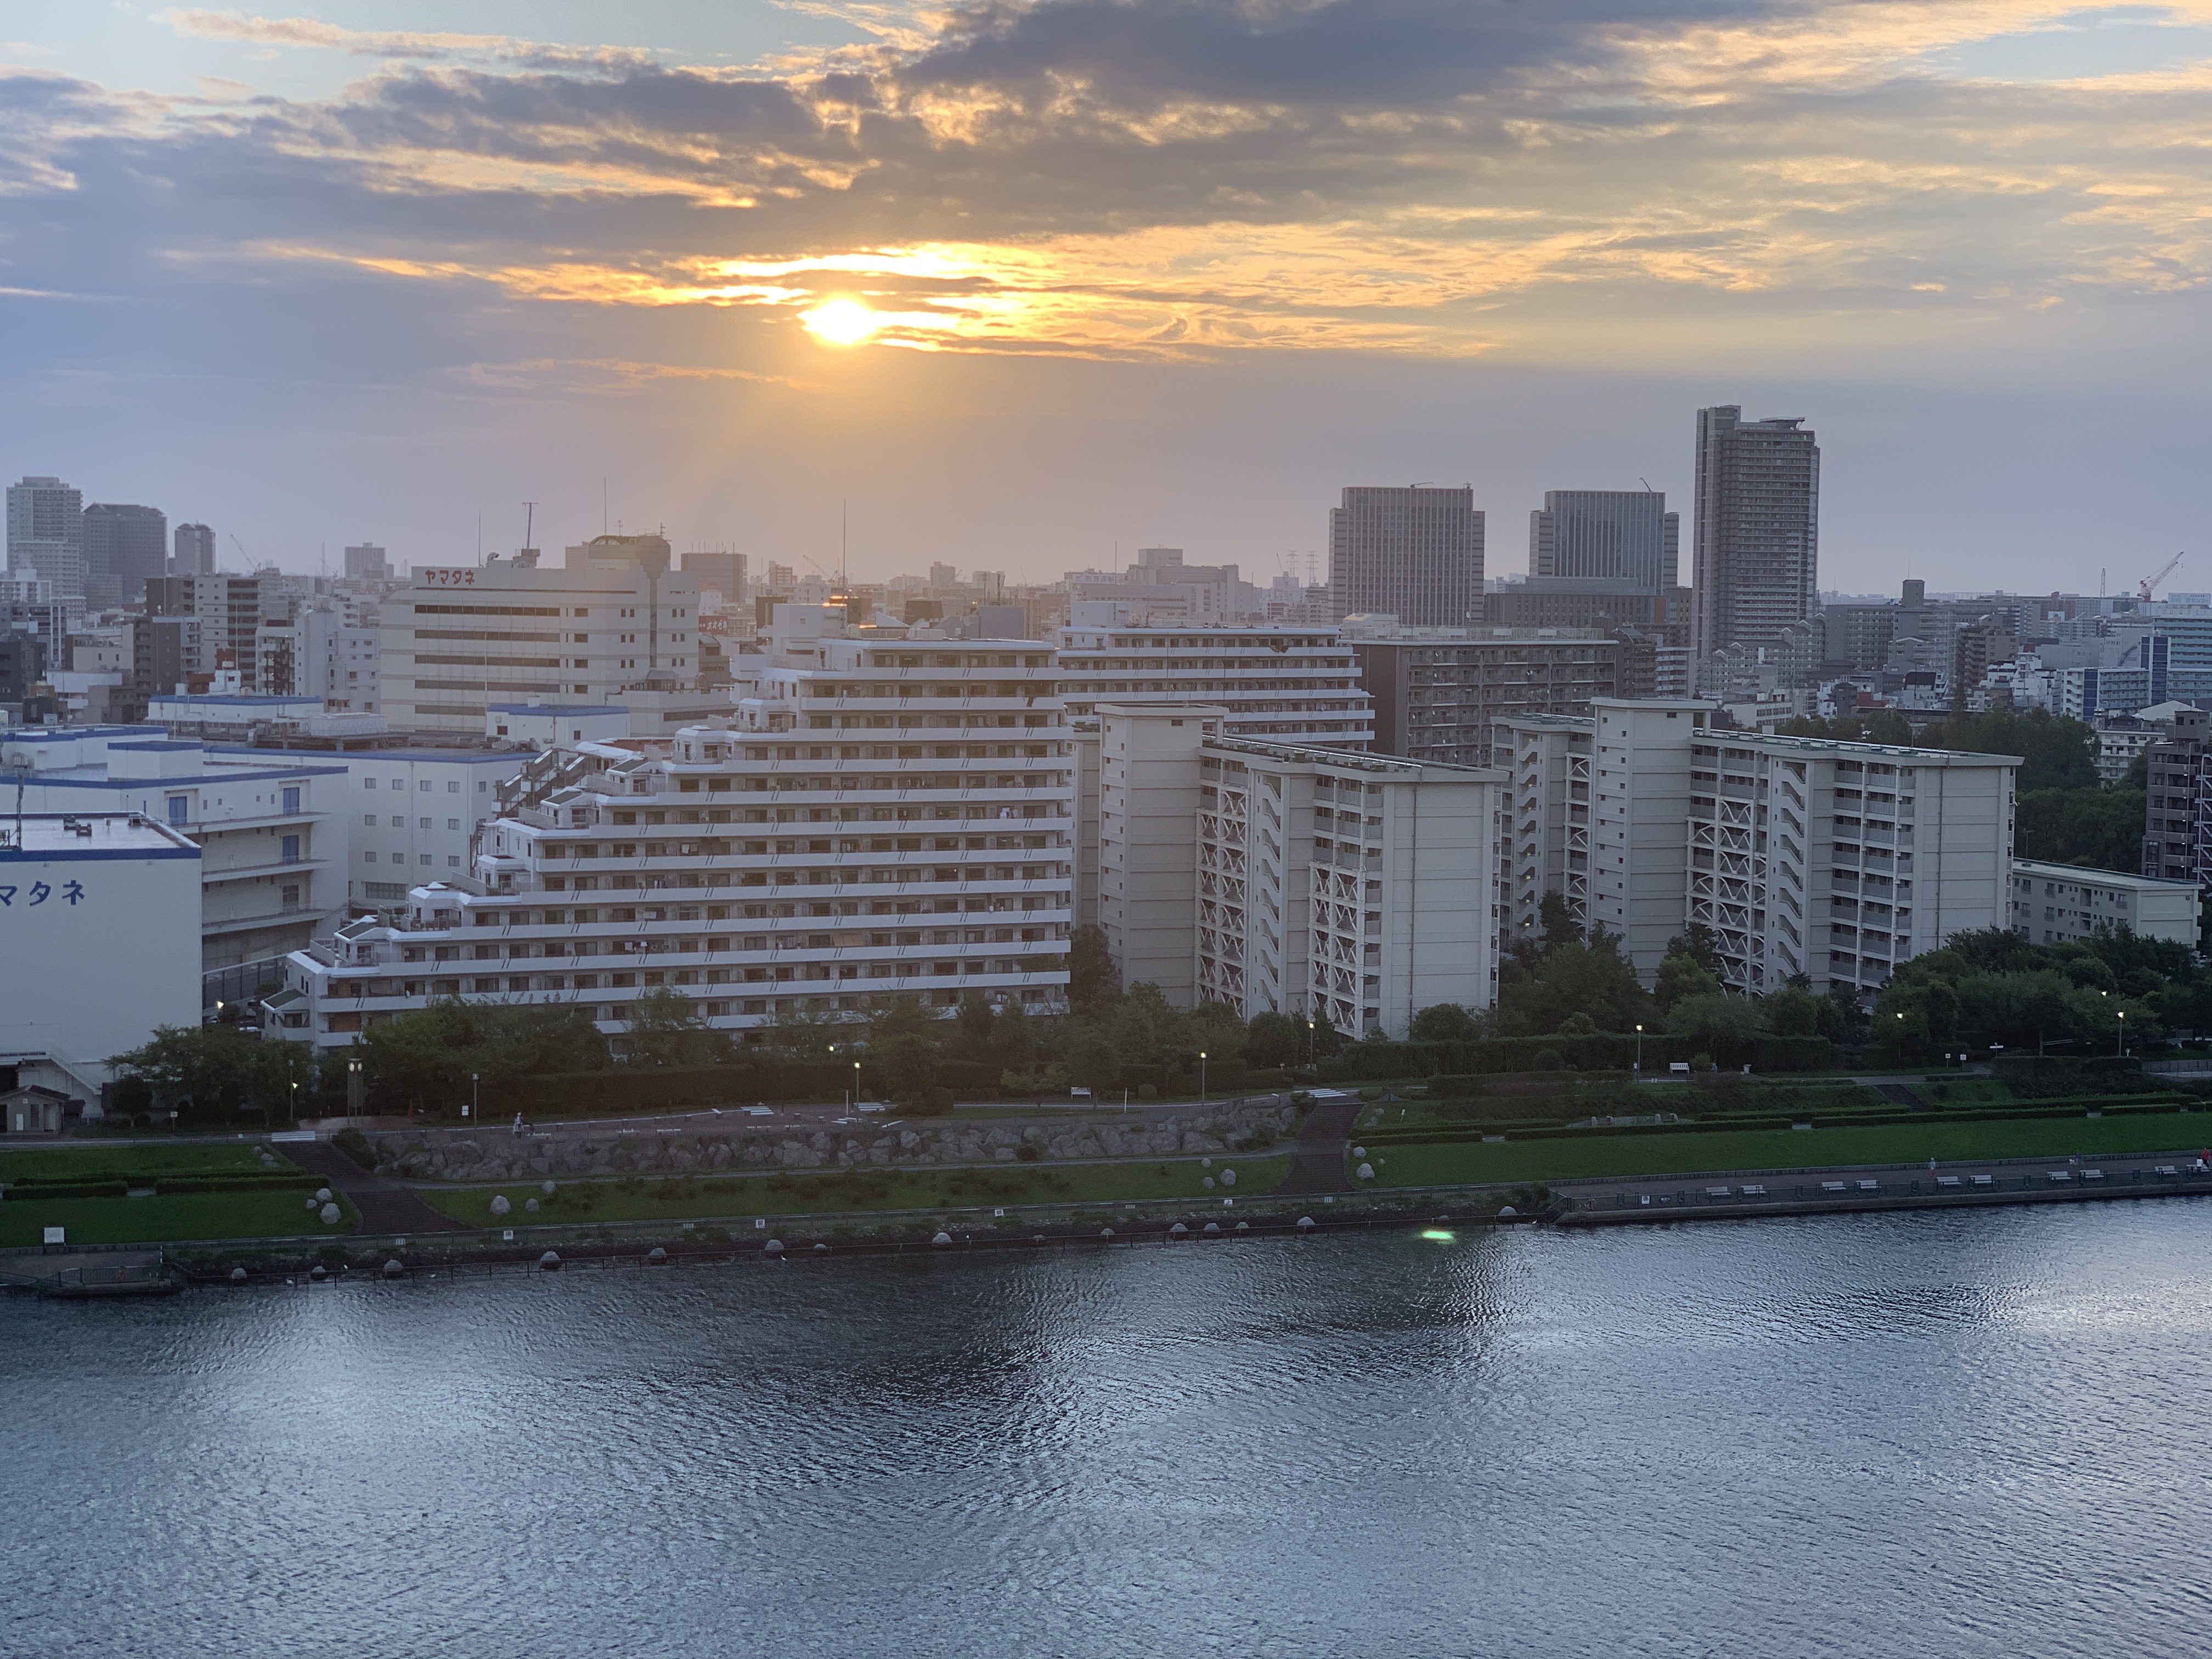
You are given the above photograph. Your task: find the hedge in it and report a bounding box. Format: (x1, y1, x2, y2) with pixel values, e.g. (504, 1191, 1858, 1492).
(1323, 1033, 1835, 1081)
(2, 1180, 128, 1201)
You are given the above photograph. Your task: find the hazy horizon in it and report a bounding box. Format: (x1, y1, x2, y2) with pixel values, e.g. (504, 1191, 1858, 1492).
(4, 1, 2209, 594)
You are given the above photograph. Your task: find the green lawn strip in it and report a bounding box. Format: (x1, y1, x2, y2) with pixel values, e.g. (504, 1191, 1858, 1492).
(1365, 1114, 2212, 1187)
(0, 1144, 270, 1183)
(419, 1154, 1293, 1227)
(0, 1188, 360, 1248)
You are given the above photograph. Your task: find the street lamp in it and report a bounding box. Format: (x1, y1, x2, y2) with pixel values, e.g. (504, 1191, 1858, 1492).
(853, 1058, 861, 1108)
(470, 1071, 479, 1122)
(1634, 1023, 1644, 1073)
(346, 1055, 364, 1118)
(2118, 1009, 2128, 1058)
(1199, 1051, 1208, 1107)
(1306, 1019, 1315, 1068)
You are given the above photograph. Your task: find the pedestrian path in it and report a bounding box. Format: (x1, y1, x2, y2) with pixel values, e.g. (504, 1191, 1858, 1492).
(1278, 1102, 1358, 1194)
(280, 1141, 466, 1234)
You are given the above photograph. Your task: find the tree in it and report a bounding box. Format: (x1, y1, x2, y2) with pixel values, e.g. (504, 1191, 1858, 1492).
(1664, 992, 1769, 1060)
(1663, 923, 1724, 975)
(862, 995, 945, 1104)
(1764, 984, 1829, 1038)
(1498, 936, 1650, 1035)
(624, 986, 723, 1068)
(1242, 1011, 1305, 1068)
(2016, 786, 2146, 870)
(1653, 952, 1722, 1013)
(109, 1023, 290, 1124)
(1409, 1003, 1483, 1042)
(1538, 890, 1583, 953)
(760, 1002, 844, 1061)
(1068, 924, 1116, 1008)
(952, 992, 998, 1063)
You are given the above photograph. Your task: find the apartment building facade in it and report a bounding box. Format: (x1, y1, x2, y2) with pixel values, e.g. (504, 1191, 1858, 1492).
(1094, 705, 1501, 1035)
(270, 634, 1073, 1047)
(1329, 485, 1485, 628)
(1505, 700, 2018, 992)
(1057, 624, 1374, 748)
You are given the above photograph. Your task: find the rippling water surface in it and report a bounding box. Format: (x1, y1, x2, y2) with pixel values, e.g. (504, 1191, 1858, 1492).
(10, 1205, 2212, 1657)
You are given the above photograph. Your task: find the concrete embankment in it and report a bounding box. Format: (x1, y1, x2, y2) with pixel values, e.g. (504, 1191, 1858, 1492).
(1554, 1148, 2212, 1226)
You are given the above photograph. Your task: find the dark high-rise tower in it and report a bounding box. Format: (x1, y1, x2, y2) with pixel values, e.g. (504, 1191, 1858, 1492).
(1690, 406, 1819, 667)
(1328, 485, 1483, 627)
(83, 503, 168, 607)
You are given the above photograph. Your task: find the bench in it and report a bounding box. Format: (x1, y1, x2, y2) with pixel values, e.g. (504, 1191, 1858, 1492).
(1856, 1180, 1879, 1192)
(1705, 1186, 1733, 1198)
(2046, 1171, 2072, 1183)
(1970, 1175, 1994, 1186)
(1740, 1183, 1768, 1197)
(2082, 1169, 2104, 1181)
(1936, 1175, 1961, 1188)
(1820, 1181, 1847, 1193)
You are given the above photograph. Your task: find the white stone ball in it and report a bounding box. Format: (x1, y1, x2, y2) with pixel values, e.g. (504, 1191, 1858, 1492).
(319, 1203, 341, 1224)
(1220, 1169, 1237, 1187)
(932, 1231, 953, 1246)
(1203, 1176, 1216, 1189)
(489, 1194, 511, 1217)
(303, 1195, 319, 1211)
(541, 1181, 556, 1196)
(525, 1198, 540, 1212)
(1351, 1147, 1365, 1159)
(1356, 1162, 1375, 1181)
(314, 1187, 333, 1203)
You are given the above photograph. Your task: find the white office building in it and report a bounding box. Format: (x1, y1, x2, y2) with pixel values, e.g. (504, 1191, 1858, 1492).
(0, 812, 200, 1110)
(270, 633, 1073, 1048)
(1501, 699, 2018, 992)
(0, 727, 347, 975)
(381, 552, 698, 732)
(1094, 704, 1502, 1034)
(2011, 858, 2199, 948)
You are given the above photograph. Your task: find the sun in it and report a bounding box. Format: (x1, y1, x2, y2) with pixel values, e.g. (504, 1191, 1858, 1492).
(801, 297, 883, 347)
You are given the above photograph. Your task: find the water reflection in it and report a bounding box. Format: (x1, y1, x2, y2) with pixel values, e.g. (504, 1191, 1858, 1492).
(8, 1205, 2212, 1657)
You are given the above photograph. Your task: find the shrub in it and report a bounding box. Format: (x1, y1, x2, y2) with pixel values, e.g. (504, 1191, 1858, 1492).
(334, 1128, 375, 1170)
(909, 1086, 956, 1116)
(1533, 1048, 1564, 1071)
(1015, 1142, 1041, 1162)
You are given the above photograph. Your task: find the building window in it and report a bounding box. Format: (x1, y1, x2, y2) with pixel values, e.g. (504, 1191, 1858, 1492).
(364, 851, 377, 863)
(166, 795, 189, 826)
(282, 786, 301, 815)
(281, 834, 300, 863)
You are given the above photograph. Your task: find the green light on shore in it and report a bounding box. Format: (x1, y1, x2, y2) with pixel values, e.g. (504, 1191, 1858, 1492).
(1420, 1229, 1454, 1242)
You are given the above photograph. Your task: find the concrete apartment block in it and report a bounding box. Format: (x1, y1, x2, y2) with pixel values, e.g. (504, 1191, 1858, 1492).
(1096, 705, 1502, 1035)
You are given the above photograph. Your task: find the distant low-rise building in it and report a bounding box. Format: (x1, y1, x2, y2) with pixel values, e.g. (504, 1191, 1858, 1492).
(2010, 857, 2199, 949)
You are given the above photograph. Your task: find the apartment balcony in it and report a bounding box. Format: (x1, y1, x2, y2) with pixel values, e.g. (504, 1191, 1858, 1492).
(200, 854, 329, 884)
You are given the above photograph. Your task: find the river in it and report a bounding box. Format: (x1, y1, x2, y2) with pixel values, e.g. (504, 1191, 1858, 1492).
(8, 1204, 2212, 1657)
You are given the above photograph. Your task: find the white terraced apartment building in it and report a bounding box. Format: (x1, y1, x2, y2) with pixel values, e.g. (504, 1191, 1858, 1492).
(1056, 625, 1374, 748)
(269, 634, 1074, 1048)
(1498, 699, 2018, 994)
(1095, 705, 1502, 1035)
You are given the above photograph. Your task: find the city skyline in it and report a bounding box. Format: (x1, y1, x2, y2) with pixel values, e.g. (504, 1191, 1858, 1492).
(2, 3, 2209, 588)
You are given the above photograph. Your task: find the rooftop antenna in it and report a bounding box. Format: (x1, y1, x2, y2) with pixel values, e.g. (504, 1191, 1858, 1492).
(522, 500, 537, 554)
(602, 478, 609, 537)
(476, 514, 483, 565)
(1639, 477, 1654, 494)
(840, 497, 848, 590)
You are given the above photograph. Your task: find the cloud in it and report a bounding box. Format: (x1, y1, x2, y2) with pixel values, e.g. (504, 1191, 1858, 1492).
(14, 0, 2212, 365)
(157, 9, 658, 72)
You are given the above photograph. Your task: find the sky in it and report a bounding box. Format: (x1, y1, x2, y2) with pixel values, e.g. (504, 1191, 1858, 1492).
(3, 1, 2211, 594)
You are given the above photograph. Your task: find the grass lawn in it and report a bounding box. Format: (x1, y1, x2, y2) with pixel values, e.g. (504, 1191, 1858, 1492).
(420, 1153, 1293, 1227)
(0, 1188, 359, 1247)
(0, 1143, 270, 1183)
(1365, 1113, 2212, 1187)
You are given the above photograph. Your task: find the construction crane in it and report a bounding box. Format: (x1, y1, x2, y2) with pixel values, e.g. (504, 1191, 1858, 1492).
(2139, 551, 2185, 601)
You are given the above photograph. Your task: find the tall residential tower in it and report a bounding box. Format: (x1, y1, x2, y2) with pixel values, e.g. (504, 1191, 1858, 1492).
(1689, 407, 1819, 676)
